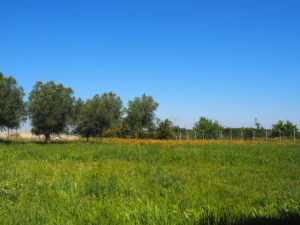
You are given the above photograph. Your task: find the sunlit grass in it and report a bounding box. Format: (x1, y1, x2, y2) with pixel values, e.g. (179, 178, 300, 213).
(0, 140, 299, 224)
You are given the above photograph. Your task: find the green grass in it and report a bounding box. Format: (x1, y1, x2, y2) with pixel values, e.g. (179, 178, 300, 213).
(0, 141, 300, 225)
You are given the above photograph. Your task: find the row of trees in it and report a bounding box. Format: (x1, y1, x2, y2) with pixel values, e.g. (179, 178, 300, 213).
(0, 73, 160, 142)
(73, 93, 159, 141)
(191, 117, 298, 140)
(0, 73, 298, 142)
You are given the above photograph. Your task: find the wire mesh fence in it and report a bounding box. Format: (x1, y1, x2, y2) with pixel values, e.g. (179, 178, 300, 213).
(173, 129, 299, 142)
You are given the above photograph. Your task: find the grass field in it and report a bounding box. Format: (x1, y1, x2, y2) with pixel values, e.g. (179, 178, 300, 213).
(0, 140, 300, 225)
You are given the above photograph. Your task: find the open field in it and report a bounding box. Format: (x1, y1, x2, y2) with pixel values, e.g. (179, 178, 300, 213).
(0, 139, 300, 225)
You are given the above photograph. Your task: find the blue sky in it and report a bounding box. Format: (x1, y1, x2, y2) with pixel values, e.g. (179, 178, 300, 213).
(1, 0, 299, 129)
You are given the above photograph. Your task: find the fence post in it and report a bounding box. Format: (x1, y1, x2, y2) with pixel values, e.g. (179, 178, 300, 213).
(230, 129, 232, 140)
(194, 131, 196, 140)
(203, 131, 204, 140)
(220, 130, 223, 140)
(294, 129, 296, 142)
(279, 130, 281, 142)
(180, 131, 181, 140)
(241, 129, 243, 140)
(266, 130, 268, 141)
(187, 131, 188, 140)
(253, 130, 255, 140)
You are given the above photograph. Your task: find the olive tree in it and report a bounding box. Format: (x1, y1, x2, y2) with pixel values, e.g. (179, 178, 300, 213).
(0, 72, 26, 135)
(156, 119, 173, 139)
(75, 92, 123, 141)
(124, 94, 159, 138)
(193, 117, 223, 139)
(28, 81, 74, 142)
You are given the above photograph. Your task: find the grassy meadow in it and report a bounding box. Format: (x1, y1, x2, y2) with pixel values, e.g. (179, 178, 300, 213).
(0, 139, 300, 225)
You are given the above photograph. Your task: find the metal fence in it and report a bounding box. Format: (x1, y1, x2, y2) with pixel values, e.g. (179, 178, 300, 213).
(173, 129, 299, 142)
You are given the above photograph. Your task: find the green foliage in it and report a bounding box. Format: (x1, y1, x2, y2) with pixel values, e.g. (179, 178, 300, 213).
(70, 98, 84, 127)
(100, 92, 123, 128)
(0, 141, 300, 224)
(103, 128, 122, 137)
(124, 94, 159, 138)
(193, 117, 223, 139)
(272, 120, 298, 137)
(172, 126, 186, 139)
(0, 72, 26, 130)
(1, 72, 299, 142)
(254, 118, 263, 130)
(253, 118, 264, 138)
(28, 81, 74, 142)
(156, 119, 173, 139)
(75, 92, 123, 141)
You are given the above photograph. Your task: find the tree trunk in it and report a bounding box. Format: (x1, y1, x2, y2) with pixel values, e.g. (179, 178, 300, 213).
(87, 136, 89, 142)
(45, 133, 51, 143)
(134, 131, 139, 139)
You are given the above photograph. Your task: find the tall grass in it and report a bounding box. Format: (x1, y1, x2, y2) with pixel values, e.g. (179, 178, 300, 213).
(0, 141, 299, 224)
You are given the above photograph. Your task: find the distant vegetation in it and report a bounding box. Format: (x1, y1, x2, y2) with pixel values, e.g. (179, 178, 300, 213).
(0, 73, 299, 142)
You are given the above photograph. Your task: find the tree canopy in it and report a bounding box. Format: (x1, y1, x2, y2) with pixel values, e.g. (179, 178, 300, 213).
(272, 120, 297, 137)
(193, 117, 223, 139)
(156, 119, 173, 139)
(124, 94, 159, 138)
(28, 81, 74, 142)
(0, 72, 26, 131)
(75, 92, 123, 141)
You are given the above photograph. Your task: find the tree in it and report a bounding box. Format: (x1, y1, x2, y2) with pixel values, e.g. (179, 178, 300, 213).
(172, 125, 186, 139)
(75, 92, 123, 141)
(124, 94, 159, 138)
(61, 98, 85, 135)
(68, 98, 84, 130)
(254, 118, 263, 130)
(156, 119, 173, 139)
(28, 81, 74, 142)
(272, 120, 297, 137)
(254, 118, 264, 138)
(284, 120, 297, 136)
(193, 117, 222, 139)
(99, 92, 123, 129)
(0, 73, 26, 134)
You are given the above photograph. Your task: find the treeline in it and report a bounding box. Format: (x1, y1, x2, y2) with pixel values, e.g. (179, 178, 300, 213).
(191, 117, 298, 140)
(0, 73, 298, 142)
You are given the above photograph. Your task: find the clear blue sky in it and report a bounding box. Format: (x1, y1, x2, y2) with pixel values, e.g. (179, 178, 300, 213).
(1, 0, 299, 129)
